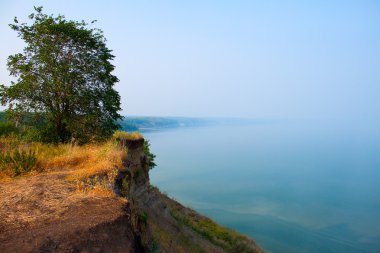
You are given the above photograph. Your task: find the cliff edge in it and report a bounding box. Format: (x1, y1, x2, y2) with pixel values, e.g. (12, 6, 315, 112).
(0, 137, 264, 253)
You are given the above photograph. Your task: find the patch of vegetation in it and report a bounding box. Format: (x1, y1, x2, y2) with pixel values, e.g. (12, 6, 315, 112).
(139, 212, 148, 226)
(121, 176, 130, 197)
(0, 149, 37, 176)
(0, 121, 19, 137)
(144, 140, 156, 170)
(168, 200, 262, 253)
(113, 130, 143, 141)
(151, 238, 160, 253)
(0, 137, 127, 189)
(146, 216, 208, 253)
(133, 169, 141, 180)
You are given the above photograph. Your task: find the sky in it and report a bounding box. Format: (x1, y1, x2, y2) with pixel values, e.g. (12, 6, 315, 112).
(0, 0, 379, 120)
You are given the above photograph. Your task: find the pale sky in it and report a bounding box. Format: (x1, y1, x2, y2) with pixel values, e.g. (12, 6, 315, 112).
(0, 1, 379, 120)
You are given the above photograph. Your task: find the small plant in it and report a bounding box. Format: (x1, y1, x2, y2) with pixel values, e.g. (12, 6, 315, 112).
(0, 149, 37, 176)
(0, 121, 18, 137)
(139, 212, 148, 226)
(144, 140, 156, 170)
(133, 169, 141, 180)
(152, 238, 160, 253)
(121, 176, 129, 196)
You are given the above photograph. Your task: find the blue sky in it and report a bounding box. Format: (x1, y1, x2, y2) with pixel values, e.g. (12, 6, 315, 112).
(0, 1, 379, 120)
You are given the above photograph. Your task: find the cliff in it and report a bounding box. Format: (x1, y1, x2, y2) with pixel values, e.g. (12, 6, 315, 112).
(0, 137, 264, 253)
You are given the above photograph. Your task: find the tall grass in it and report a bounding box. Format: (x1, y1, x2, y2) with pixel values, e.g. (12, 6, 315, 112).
(0, 137, 128, 189)
(0, 137, 37, 177)
(113, 130, 143, 141)
(0, 149, 37, 176)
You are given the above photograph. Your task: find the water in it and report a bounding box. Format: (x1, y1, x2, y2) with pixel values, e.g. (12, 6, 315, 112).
(145, 120, 380, 253)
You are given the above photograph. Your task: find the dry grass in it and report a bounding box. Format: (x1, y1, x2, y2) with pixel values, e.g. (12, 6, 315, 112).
(113, 130, 143, 141)
(0, 138, 128, 194)
(42, 142, 127, 194)
(41, 142, 127, 178)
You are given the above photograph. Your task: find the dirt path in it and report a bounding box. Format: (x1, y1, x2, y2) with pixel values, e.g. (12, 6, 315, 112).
(0, 172, 139, 252)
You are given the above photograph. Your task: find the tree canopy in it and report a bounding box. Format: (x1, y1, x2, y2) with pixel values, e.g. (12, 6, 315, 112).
(0, 6, 122, 143)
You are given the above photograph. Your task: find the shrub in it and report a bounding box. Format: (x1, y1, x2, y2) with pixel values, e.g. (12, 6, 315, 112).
(0, 149, 37, 176)
(0, 121, 18, 137)
(139, 212, 148, 225)
(144, 140, 156, 170)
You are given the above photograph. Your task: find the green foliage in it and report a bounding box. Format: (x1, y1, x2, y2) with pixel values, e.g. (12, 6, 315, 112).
(151, 238, 160, 253)
(0, 111, 47, 142)
(169, 205, 260, 253)
(133, 169, 141, 180)
(0, 6, 122, 143)
(144, 140, 156, 170)
(121, 176, 129, 197)
(139, 212, 148, 226)
(0, 121, 18, 136)
(0, 149, 37, 176)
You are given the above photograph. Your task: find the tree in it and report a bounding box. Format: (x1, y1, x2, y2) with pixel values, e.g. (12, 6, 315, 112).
(0, 6, 122, 143)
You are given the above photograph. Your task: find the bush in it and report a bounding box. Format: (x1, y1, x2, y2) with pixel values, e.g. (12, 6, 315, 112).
(144, 140, 156, 170)
(0, 121, 18, 137)
(0, 149, 37, 176)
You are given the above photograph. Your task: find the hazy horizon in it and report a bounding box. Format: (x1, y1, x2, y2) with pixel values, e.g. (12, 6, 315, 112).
(1, 1, 379, 121)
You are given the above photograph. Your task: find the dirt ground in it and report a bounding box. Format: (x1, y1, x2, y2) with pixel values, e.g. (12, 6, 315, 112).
(0, 171, 140, 253)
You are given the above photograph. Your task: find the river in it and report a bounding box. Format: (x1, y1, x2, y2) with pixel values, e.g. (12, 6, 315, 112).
(145, 120, 380, 253)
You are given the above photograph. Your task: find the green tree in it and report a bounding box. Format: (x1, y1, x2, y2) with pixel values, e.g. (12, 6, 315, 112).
(0, 6, 122, 143)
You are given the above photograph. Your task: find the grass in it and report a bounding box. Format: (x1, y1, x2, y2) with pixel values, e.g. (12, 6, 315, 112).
(147, 219, 208, 253)
(113, 130, 143, 141)
(0, 149, 37, 176)
(47, 142, 127, 180)
(167, 199, 263, 253)
(0, 137, 128, 194)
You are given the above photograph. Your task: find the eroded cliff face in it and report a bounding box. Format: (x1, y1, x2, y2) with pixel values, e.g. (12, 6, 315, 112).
(121, 138, 264, 253)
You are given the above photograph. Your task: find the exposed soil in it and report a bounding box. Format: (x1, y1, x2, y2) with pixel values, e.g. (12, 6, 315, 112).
(0, 171, 139, 253)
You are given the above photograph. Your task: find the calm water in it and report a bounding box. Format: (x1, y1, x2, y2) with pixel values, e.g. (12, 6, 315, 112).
(145, 121, 380, 253)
